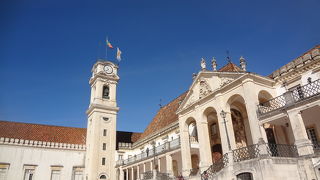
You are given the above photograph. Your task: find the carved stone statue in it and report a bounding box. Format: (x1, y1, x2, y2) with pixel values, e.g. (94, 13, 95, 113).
(211, 57, 217, 71)
(201, 58, 206, 70)
(240, 56, 247, 71)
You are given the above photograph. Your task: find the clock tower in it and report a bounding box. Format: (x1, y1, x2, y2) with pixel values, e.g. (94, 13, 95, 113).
(85, 60, 119, 180)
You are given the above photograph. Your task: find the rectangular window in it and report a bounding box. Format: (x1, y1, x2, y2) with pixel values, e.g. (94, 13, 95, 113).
(51, 170, 61, 180)
(103, 129, 107, 136)
(0, 168, 7, 180)
(103, 143, 106, 150)
(24, 169, 35, 180)
(102, 158, 106, 165)
(307, 127, 318, 144)
(73, 171, 83, 180)
(72, 167, 84, 180)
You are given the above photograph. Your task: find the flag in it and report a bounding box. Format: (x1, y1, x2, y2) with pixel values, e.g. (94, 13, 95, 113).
(106, 39, 113, 49)
(116, 47, 122, 61)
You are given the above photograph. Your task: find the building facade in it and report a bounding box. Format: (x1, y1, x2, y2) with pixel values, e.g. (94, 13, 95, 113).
(1, 45, 320, 180)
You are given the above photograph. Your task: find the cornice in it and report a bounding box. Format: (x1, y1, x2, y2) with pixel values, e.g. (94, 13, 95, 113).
(89, 73, 119, 85)
(86, 103, 119, 115)
(273, 56, 320, 83)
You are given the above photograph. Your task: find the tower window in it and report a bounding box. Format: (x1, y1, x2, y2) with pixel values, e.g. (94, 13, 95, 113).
(102, 158, 106, 165)
(103, 143, 106, 150)
(102, 86, 110, 99)
(103, 129, 107, 136)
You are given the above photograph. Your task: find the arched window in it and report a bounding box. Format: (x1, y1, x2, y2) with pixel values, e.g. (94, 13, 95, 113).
(100, 175, 107, 179)
(236, 172, 253, 180)
(102, 86, 110, 99)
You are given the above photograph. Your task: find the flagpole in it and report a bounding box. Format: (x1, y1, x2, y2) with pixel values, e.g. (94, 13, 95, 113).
(106, 36, 108, 60)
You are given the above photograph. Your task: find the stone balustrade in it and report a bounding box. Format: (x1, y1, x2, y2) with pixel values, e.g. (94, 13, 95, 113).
(0, 137, 86, 150)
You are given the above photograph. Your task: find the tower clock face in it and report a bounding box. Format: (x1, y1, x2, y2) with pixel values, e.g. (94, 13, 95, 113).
(104, 65, 113, 74)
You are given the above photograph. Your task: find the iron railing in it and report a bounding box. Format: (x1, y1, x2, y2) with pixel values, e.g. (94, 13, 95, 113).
(142, 171, 153, 180)
(116, 137, 181, 166)
(266, 143, 298, 157)
(233, 144, 260, 162)
(258, 79, 320, 115)
(200, 143, 298, 179)
(292, 79, 320, 102)
(312, 141, 320, 151)
(201, 153, 229, 180)
(257, 95, 286, 114)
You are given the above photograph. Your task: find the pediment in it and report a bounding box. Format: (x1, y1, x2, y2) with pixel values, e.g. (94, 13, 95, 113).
(177, 71, 245, 113)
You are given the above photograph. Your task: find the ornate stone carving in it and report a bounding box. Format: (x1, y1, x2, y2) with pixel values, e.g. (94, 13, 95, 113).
(199, 77, 212, 99)
(186, 93, 196, 107)
(220, 77, 234, 87)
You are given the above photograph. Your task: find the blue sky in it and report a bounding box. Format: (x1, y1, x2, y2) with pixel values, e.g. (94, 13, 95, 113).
(0, 0, 319, 133)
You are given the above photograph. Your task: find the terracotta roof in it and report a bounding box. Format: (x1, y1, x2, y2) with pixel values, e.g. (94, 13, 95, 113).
(138, 92, 188, 140)
(0, 121, 141, 145)
(218, 62, 242, 72)
(0, 120, 86, 145)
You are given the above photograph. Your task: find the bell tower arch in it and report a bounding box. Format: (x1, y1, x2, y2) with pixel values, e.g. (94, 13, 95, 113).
(85, 60, 119, 180)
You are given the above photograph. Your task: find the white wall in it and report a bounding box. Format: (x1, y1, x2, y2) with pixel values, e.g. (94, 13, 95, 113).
(0, 144, 85, 180)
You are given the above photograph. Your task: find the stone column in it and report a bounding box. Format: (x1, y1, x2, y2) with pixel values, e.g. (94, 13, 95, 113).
(242, 79, 263, 144)
(126, 169, 129, 180)
(95, 80, 103, 99)
(287, 110, 314, 156)
(216, 108, 231, 154)
(131, 167, 135, 180)
(137, 165, 140, 180)
(166, 154, 173, 176)
(119, 167, 124, 180)
(196, 111, 213, 170)
(179, 118, 192, 176)
(260, 125, 268, 143)
(143, 163, 146, 173)
(158, 158, 161, 172)
(150, 160, 154, 170)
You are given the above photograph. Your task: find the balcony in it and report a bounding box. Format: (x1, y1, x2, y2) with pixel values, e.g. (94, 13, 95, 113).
(116, 137, 181, 167)
(257, 79, 320, 116)
(201, 143, 298, 179)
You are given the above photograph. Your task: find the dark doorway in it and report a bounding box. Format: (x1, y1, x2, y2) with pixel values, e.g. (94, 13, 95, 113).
(265, 128, 278, 156)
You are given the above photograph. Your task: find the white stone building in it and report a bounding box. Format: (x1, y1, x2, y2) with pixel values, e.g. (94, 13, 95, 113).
(1, 45, 320, 180)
